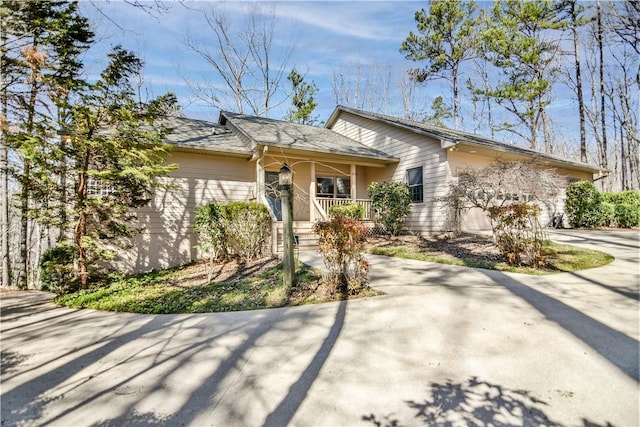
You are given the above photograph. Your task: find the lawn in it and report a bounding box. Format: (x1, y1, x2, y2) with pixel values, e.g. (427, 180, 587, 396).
(55, 257, 379, 314)
(367, 233, 614, 275)
(56, 233, 614, 314)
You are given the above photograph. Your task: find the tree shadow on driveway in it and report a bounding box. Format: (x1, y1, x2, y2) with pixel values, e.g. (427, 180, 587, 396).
(362, 376, 615, 427)
(1, 289, 348, 426)
(480, 269, 639, 382)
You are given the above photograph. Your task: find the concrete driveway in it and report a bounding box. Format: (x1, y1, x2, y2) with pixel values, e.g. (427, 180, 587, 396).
(1, 230, 638, 426)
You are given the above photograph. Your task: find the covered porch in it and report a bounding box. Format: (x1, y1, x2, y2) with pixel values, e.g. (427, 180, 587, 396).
(251, 150, 395, 252)
(253, 148, 394, 223)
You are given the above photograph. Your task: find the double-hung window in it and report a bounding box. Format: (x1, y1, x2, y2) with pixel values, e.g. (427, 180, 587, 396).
(316, 176, 351, 198)
(407, 167, 423, 203)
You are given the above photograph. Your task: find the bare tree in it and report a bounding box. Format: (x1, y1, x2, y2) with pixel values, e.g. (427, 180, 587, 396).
(185, 4, 292, 117)
(331, 62, 369, 110)
(581, 1, 639, 191)
(468, 58, 495, 137)
(447, 160, 562, 264)
(607, 50, 639, 190)
(1, 5, 10, 287)
(398, 70, 422, 121)
(557, 0, 589, 163)
(331, 61, 395, 114)
(595, 0, 609, 175)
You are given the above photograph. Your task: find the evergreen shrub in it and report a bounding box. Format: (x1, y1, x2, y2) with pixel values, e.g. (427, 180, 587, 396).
(329, 203, 365, 220)
(367, 181, 411, 236)
(565, 181, 603, 228)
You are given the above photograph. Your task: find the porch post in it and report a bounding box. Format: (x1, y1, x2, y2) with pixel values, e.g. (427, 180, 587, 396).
(310, 161, 316, 221)
(350, 163, 357, 202)
(256, 152, 264, 203)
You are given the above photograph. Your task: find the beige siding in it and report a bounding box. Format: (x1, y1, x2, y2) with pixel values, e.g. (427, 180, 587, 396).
(449, 151, 595, 231)
(114, 151, 256, 273)
(331, 113, 451, 232)
(356, 165, 369, 199)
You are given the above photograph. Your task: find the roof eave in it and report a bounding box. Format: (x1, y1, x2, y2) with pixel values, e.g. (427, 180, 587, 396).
(261, 145, 398, 167)
(172, 145, 253, 159)
(332, 106, 602, 175)
(455, 140, 602, 174)
(328, 105, 447, 142)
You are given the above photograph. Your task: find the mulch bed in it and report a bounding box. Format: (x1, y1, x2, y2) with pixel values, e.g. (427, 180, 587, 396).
(365, 232, 504, 264)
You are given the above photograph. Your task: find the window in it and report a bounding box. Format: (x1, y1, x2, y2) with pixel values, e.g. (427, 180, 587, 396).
(336, 177, 350, 198)
(316, 176, 351, 198)
(316, 177, 334, 197)
(407, 167, 423, 203)
(87, 177, 115, 198)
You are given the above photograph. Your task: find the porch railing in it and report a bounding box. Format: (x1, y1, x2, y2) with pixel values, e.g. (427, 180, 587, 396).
(315, 198, 373, 221)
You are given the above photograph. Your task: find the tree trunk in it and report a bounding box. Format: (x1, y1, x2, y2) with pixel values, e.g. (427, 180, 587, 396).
(596, 0, 608, 171)
(75, 151, 89, 289)
(570, 1, 587, 163)
(17, 39, 42, 289)
(541, 108, 552, 154)
(0, 135, 9, 288)
(17, 163, 29, 289)
(620, 123, 627, 190)
(452, 64, 459, 130)
(0, 14, 10, 287)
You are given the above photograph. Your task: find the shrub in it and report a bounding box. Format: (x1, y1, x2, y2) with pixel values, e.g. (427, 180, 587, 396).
(565, 181, 603, 228)
(40, 243, 79, 295)
(194, 203, 226, 280)
(601, 190, 639, 227)
(194, 201, 272, 279)
(619, 190, 640, 208)
(487, 203, 545, 266)
(615, 203, 639, 228)
(220, 201, 271, 260)
(313, 216, 369, 297)
(600, 201, 616, 227)
(367, 181, 411, 236)
(615, 191, 640, 227)
(329, 203, 365, 220)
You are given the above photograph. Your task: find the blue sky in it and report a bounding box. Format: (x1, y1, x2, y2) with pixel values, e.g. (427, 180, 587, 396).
(77, 1, 603, 153)
(79, 1, 427, 123)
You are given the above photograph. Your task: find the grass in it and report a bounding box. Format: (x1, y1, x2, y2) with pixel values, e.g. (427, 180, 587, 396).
(55, 261, 369, 314)
(369, 240, 614, 276)
(56, 237, 615, 314)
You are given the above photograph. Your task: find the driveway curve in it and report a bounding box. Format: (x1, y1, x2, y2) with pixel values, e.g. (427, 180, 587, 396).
(1, 230, 638, 426)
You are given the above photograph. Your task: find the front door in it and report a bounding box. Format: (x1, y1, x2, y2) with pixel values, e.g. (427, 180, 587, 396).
(265, 171, 282, 221)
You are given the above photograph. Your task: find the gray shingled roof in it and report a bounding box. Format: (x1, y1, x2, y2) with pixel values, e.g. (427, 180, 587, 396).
(328, 106, 602, 173)
(221, 111, 397, 162)
(163, 116, 251, 155)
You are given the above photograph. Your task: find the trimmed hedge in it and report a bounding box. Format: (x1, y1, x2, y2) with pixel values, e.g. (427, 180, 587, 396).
(565, 181, 603, 228)
(194, 201, 271, 261)
(329, 203, 365, 220)
(565, 182, 639, 228)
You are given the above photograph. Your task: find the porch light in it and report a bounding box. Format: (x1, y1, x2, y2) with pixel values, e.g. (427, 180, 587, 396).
(57, 127, 73, 143)
(279, 163, 292, 187)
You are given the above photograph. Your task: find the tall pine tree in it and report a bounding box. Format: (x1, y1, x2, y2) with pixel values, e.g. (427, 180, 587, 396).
(474, 0, 563, 152)
(61, 46, 178, 289)
(1, 0, 92, 287)
(285, 68, 318, 125)
(400, 0, 479, 129)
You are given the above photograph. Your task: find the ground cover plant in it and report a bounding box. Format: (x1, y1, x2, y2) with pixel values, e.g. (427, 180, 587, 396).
(367, 233, 614, 276)
(55, 256, 379, 314)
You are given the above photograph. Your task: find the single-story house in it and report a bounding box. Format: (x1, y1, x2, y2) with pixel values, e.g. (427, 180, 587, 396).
(118, 106, 602, 273)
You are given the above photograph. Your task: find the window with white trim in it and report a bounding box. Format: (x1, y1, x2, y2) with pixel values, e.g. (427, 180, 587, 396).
(407, 167, 423, 203)
(87, 177, 115, 198)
